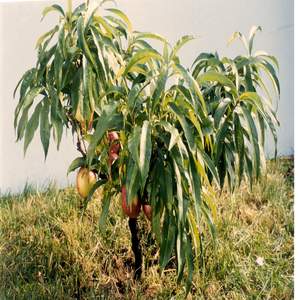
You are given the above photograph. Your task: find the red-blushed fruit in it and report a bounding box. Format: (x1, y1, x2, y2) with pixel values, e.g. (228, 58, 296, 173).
(121, 186, 141, 218)
(108, 131, 119, 142)
(109, 152, 119, 166)
(109, 143, 120, 154)
(76, 167, 97, 198)
(142, 204, 152, 221)
(108, 143, 120, 166)
(108, 133, 120, 167)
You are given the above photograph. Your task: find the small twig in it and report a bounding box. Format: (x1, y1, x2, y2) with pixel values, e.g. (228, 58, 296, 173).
(76, 138, 86, 157)
(76, 126, 87, 157)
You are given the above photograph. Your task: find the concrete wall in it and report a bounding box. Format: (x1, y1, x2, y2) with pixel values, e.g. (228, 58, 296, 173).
(0, 0, 294, 193)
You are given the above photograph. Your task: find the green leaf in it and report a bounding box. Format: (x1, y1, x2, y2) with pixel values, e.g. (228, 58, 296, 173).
(52, 114, 64, 150)
(87, 102, 120, 164)
(171, 35, 194, 59)
(128, 85, 141, 110)
(240, 91, 261, 103)
(174, 64, 207, 116)
(248, 25, 262, 55)
(169, 103, 195, 152)
(241, 105, 260, 179)
(214, 120, 230, 163)
(14, 68, 36, 99)
(67, 157, 86, 175)
(188, 153, 202, 224)
(16, 107, 29, 141)
(222, 57, 240, 89)
(23, 87, 43, 110)
(255, 51, 279, 70)
(139, 121, 152, 191)
(134, 32, 169, 45)
(40, 99, 51, 159)
(159, 213, 176, 270)
(93, 16, 116, 37)
(98, 86, 126, 104)
(164, 162, 174, 211)
(197, 71, 237, 96)
(187, 211, 200, 272)
(123, 49, 162, 76)
(128, 126, 141, 165)
(106, 8, 132, 33)
(41, 4, 65, 20)
(176, 230, 186, 284)
(99, 189, 112, 229)
(128, 121, 152, 192)
(149, 160, 163, 242)
(258, 60, 280, 95)
(152, 68, 168, 110)
(214, 98, 232, 128)
(15, 87, 43, 128)
(54, 48, 63, 92)
(245, 65, 255, 92)
(36, 45, 56, 82)
(35, 25, 59, 49)
(24, 102, 42, 155)
(89, 29, 108, 85)
(174, 85, 192, 105)
(185, 236, 194, 295)
(173, 159, 184, 224)
(227, 31, 249, 54)
(125, 158, 140, 205)
(245, 152, 253, 189)
(264, 112, 278, 158)
(160, 121, 181, 151)
(105, 16, 128, 37)
(201, 202, 216, 240)
(233, 113, 245, 184)
(86, 179, 107, 202)
(225, 144, 236, 191)
(77, 16, 105, 82)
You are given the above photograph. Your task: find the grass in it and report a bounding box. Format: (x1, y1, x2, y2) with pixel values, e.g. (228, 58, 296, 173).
(0, 157, 294, 299)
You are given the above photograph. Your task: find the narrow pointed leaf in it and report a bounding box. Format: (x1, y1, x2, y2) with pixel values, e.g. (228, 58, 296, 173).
(106, 8, 132, 32)
(241, 105, 260, 179)
(40, 99, 51, 159)
(67, 157, 86, 175)
(24, 102, 42, 154)
(139, 121, 152, 191)
(197, 71, 237, 96)
(41, 4, 65, 20)
(99, 189, 112, 229)
(159, 213, 176, 270)
(171, 35, 194, 59)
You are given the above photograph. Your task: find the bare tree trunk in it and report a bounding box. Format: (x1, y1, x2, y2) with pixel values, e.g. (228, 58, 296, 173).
(128, 218, 142, 280)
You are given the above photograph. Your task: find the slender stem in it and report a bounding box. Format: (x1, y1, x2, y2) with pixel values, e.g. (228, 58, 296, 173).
(67, 0, 72, 17)
(128, 218, 142, 280)
(76, 135, 86, 156)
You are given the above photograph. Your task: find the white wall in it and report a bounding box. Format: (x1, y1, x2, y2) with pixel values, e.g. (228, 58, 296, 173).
(0, 0, 294, 193)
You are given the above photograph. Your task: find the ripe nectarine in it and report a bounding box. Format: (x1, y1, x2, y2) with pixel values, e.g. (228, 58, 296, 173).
(76, 167, 97, 198)
(142, 204, 152, 221)
(121, 186, 141, 218)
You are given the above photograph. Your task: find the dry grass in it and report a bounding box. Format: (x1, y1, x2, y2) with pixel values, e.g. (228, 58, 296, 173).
(0, 157, 293, 299)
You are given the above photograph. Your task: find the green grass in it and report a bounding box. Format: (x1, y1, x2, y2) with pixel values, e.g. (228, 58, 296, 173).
(0, 158, 293, 299)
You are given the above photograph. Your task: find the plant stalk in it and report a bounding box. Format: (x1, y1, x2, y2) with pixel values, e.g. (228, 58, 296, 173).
(128, 218, 142, 280)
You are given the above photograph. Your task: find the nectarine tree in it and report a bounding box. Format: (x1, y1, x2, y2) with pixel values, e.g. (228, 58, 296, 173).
(14, 0, 279, 293)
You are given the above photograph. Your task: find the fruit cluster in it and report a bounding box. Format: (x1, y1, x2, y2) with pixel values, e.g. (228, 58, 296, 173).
(76, 131, 151, 220)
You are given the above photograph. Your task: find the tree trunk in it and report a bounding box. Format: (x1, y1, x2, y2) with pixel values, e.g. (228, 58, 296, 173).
(128, 218, 142, 280)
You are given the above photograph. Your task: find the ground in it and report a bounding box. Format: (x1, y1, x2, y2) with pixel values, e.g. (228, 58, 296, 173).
(0, 157, 294, 299)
